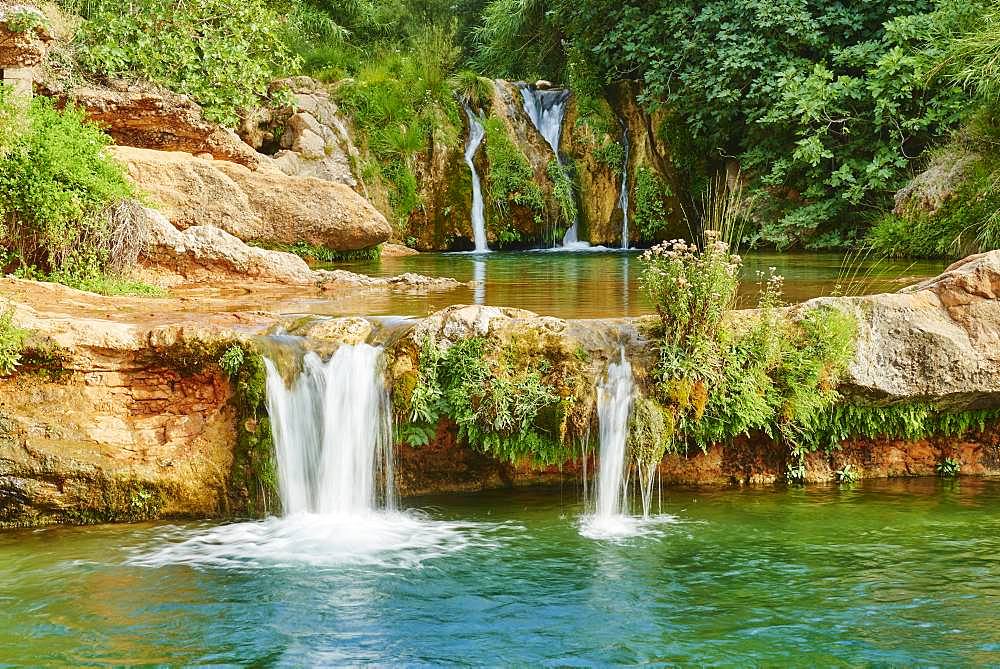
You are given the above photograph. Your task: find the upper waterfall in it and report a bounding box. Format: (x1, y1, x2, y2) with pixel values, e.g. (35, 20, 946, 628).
(617, 119, 631, 249)
(517, 84, 585, 248)
(463, 104, 489, 253)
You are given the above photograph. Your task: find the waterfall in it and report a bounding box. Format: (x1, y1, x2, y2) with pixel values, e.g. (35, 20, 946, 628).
(264, 343, 395, 516)
(591, 348, 635, 520)
(517, 84, 585, 248)
(463, 104, 489, 253)
(617, 119, 631, 249)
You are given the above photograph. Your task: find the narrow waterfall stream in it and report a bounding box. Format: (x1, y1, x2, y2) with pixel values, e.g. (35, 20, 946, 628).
(462, 105, 489, 253)
(580, 348, 669, 540)
(517, 84, 586, 248)
(617, 119, 631, 249)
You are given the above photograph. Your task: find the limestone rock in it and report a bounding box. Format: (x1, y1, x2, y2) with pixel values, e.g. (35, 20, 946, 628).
(0, 5, 51, 68)
(893, 150, 981, 217)
(141, 208, 316, 286)
(240, 77, 359, 187)
(808, 250, 1000, 409)
(111, 145, 391, 251)
(41, 81, 262, 168)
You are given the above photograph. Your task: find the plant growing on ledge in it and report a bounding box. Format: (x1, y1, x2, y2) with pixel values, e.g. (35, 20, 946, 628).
(638, 180, 857, 464)
(936, 456, 961, 478)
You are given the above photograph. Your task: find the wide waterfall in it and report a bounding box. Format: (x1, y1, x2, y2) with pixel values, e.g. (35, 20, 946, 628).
(617, 119, 631, 249)
(517, 84, 585, 248)
(134, 340, 483, 569)
(264, 343, 394, 515)
(463, 104, 489, 253)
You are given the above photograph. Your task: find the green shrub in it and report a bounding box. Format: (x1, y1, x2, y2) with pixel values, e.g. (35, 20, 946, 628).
(868, 154, 1000, 258)
(0, 95, 153, 290)
(547, 159, 577, 230)
(61, 0, 297, 126)
(937, 456, 961, 478)
(633, 167, 674, 242)
(451, 70, 495, 109)
(0, 306, 27, 376)
(400, 333, 591, 465)
(483, 116, 545, 217)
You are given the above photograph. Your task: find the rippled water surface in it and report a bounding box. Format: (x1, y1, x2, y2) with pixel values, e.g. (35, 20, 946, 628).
(4, 478, 1000, 664)
(307, 251, 947, 319)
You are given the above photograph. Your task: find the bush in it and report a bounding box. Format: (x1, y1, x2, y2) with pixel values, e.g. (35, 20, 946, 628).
(0, 306, 27, 376)
(633, 167, 675, 242)
(547, 159, 577, 230)
(62, 0, 298, 126)
(0, 96, 138, 278)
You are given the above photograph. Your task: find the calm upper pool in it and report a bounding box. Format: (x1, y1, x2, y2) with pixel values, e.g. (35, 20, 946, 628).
(310, 250, 947, 319)
(3, 477, 999, 665)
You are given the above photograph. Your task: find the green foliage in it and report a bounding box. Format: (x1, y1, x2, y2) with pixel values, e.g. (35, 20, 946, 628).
(334, 27, 464, 230)
(483, 116, 545, 228)
(937, 456, 961, 478)
(4, 7, 47, 33)
(941, 5, 1000, 104)
(539, 0, 983, 249)
(547, 160, 577, 230)
(218, 345, 246, 377)
(401, 333, 590, 464)
(633, 167, 675, 242)
(451, 69, 495, 109)
(265, 241, 383, 264)
(835, 463, 859, 484)
(472, 0, 564, 80)
(62, 0, 298, 126)
(795, 403, 1000, 451)
(639, 225, 858, 457)
(0, 95, 154, 294)
(0, 306, 27, 376)
(868, 153, 1000, 258)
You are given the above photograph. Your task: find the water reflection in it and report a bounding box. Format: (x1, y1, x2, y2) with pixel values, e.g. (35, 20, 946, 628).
(473, 258, 486, 305)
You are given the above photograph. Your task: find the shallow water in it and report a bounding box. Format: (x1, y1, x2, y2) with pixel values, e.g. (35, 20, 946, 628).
(3, 478, 1000, 665)
(311, 251, 946, 319)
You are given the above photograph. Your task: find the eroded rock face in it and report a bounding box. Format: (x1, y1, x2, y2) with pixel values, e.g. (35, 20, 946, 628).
(893, 150, 981, 217)
(0, 4, 51, 68)
(39, 81, 262, 168)
(111, 145, 391, 251)
(241, 77, 360, 187)
(141, 209, 316, 286)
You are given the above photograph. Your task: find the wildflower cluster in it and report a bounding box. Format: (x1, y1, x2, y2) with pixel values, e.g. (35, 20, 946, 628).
(640, 231, 741, 363)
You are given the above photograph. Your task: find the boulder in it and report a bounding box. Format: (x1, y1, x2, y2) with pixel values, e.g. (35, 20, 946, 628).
(140, 209, 316, 286)
(810, 250, 1000, 409)
(111, 145, 391, 251)
(40, 81, 262, 168)
(893, 150, 982, 217)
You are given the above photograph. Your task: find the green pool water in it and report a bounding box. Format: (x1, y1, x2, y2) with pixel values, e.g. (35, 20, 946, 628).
(3, 477, 999, 665)
(306, 251, 946, 319)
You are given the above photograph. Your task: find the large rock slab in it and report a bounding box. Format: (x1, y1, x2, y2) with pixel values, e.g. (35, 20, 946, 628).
(41, 80, 262, 168)
(111, 145, 391, 251)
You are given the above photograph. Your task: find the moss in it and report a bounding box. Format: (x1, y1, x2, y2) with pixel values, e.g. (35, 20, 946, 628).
(483, 116, 546, 245)
(18, 341, 71, 382)
(634, 166, 676, 242)
(257, 241, 383, 264)
(868, 153, 1000, 258)
(547, 159, 578, 231)
(64, 476, 167, 525)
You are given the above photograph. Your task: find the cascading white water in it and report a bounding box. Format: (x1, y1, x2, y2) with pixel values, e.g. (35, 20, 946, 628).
(463, 104, 489, 253)
(134, 339, 492, 569)
(517, 84, 587, 248)
(265, 343, 394, 516)
(617, 120, 631, 249)
(591, 348, 634, 520)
